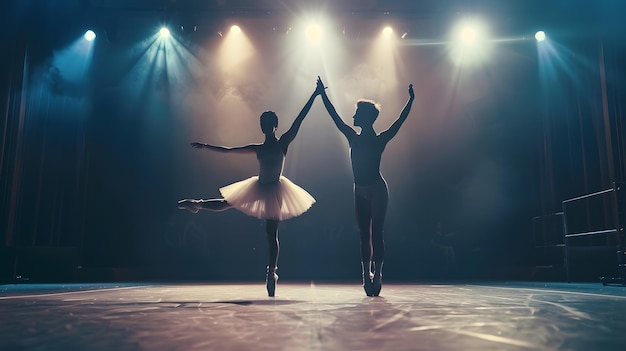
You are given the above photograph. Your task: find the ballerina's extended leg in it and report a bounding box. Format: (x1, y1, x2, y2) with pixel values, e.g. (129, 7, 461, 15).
(177, 199, 231, 214)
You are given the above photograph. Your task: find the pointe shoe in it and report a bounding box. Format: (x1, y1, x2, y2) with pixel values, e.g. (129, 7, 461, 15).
(372, 261, 383, 296)
(362, 261, 374, 297)
(364, 272, 374, 297)
(266, 266, 278, 297)
(177, 199, 200, 214)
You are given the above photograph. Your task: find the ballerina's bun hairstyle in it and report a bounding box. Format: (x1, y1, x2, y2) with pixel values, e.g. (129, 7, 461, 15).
(260, 111, 279, 128)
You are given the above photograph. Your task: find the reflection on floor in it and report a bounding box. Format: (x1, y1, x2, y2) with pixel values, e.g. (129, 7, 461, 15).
(1, 281, 625, 350)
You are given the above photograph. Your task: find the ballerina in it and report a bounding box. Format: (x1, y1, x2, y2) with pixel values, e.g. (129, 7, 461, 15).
(178, 81, 324, 296)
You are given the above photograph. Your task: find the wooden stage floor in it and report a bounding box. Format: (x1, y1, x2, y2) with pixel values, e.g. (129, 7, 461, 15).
(1, 281, 625, 350)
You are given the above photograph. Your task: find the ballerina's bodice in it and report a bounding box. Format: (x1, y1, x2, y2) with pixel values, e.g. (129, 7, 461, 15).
(257, 143, 285, 184)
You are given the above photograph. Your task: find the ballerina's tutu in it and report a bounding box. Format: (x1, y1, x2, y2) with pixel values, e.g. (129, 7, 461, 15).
(219, 176, 315, 221)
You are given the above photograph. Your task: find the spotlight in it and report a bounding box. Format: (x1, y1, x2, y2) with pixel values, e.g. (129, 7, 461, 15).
(84, 30, 96, 41)
(382, 26, 393, 36)
(230, 25, 241, 34)
(449, 19, 491, 65)
(451, 19, 488, 47)
(460, 26, 477, 44)
(306, 24, 322, 44)
(159, 27, 170, 38)
(535, 30, 546, 42)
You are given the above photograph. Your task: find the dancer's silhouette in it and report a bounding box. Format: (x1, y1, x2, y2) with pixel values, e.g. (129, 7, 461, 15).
(178, 81, 324, 296)
(317, 76, 414, 296)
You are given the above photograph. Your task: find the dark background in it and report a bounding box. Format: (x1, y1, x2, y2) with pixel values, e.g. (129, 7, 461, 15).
(1, 0, 625, 283)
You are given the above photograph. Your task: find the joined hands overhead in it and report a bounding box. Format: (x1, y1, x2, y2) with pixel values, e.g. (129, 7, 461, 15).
(315, 76, 327, 96)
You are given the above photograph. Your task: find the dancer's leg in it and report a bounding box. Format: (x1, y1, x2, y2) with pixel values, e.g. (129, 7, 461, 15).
(265, 219, 280, 297)
(266, 219, 280, 269)
(370, 181, 389, 296)
(370, 187, 388, 264)
(355, 192, 374, 296)
(178, 198, 231, 214)
(355, 193, 373, 263)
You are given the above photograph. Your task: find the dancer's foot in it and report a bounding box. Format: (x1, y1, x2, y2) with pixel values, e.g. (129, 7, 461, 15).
(372, 262, 383, 296)
(266, 266, 278, 297)
(363, 271, 374, 297)
(177, 199, 201, 214)
(362, 261, 374, 296)
(372, 273, 382, 296)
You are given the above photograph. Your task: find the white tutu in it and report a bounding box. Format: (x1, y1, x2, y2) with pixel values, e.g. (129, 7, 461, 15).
(219, 176, 315, 221)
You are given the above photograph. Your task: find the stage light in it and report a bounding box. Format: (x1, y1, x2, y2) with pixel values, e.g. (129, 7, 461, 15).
(159, 27, 170, 38)
(382, 26, 393, 36)
(460, 26, 478, 44)
(306, 24, 322, 44)
(84, 30, 96, 41)
(535, 31, 546, 42)
(452, 19, 487, 47)
(219, 21, 255, 73)
(449, 19, 491, 65)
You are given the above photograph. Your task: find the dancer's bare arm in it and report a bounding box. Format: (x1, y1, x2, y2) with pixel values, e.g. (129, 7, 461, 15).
(280, 81, 324, 147)
(318, 76, 357, 140)
(379, 84, 414, 144)
(190, 142, 259, 154)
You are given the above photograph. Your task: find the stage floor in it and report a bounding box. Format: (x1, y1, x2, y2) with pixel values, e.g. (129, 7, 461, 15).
(1, 281, 625, 350)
